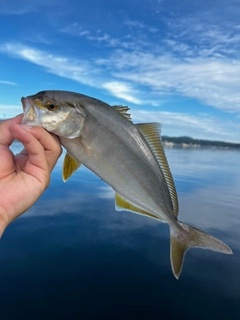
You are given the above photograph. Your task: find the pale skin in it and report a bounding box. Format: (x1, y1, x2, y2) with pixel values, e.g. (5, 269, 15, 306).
(0, 114, 62, 237)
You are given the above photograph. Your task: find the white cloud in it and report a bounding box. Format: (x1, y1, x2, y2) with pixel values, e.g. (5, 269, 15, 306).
(131, 110, 240, 142)
(0, 43, 141, 106)
(166, 8, 240, 57)
(124, 19, 159, 33)
(2, 2, 240, 120)
(60, 23, 140, 50)
(102, 81, 141, 104)
(100, 50, 240, 113)
(17, 7, 238, 117)
(0, 43, 96, 86)
(24, 33, 52, 45)
(0, 80, 17, 86)
(60, 22, 90, 37)
(1, 39, 240, 117)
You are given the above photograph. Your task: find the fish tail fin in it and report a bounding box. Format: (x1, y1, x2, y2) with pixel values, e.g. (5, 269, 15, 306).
(170, 222, 232, 279)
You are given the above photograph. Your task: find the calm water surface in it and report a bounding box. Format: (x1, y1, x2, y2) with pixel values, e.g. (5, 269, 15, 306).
(1, 143, 240, 319)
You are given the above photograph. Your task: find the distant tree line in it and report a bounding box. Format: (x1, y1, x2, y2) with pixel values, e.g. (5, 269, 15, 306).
(161, 136, 240, 149)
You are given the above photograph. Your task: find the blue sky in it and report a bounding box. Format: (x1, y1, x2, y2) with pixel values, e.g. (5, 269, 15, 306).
(0, 0, 240, 142)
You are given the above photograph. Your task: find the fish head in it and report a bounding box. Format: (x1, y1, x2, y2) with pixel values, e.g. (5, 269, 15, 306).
(21, 90, 85, 139)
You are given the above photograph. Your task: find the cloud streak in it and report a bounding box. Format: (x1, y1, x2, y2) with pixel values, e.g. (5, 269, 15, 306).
(102, 82, 141, 104)
(131, 109, 240, 142)
(99, 50, 240, 113)
(1, 1, 240, 141)
(0, 43, 141, 104)
(0, 80, 17, 86)
(1, 41, 240, 115)
(0, 43, 95, 86)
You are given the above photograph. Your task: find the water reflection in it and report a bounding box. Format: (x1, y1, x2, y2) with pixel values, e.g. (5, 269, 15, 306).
(1, 143, 240, 319)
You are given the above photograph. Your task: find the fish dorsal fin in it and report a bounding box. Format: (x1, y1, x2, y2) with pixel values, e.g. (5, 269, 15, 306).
(113, 105, 132, 121)
(136, 123, 179, 216)
(62, 152, 81, 182)
(115, 193, 163, 221)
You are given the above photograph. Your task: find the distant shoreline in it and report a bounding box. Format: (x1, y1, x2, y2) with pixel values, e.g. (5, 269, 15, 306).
(162, 136, 240, 149)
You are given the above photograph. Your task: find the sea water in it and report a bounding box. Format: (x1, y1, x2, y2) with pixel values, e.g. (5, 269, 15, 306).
(0, 142, 239, 319)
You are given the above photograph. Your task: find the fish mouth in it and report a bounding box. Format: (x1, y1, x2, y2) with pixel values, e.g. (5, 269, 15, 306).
(21, 97, 44, 125)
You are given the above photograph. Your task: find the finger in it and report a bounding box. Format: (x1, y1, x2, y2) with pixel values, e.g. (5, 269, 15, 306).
(10, 124, 62, 172)
(0, 114, 23, 145)
(26, 126, 61, 153)
(45, 133, 62, 172)
(9, 123, 49, 173)
(21, 126, 62, 172)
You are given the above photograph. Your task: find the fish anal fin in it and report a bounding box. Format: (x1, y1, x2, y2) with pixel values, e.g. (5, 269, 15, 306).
(136, 123, 179, 217)
(115, 193, 162, 221)
(113, 105, 132, 121)
(62, 152, 81, 182)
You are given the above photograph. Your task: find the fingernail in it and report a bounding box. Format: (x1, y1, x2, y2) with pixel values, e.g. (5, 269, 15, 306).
(19, 124, 33, 131)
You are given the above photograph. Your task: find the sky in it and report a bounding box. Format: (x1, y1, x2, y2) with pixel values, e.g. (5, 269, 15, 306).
(0, 0, 240, 142)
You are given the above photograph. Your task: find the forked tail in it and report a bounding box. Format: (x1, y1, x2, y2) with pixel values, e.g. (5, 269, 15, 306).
(170, 222, 232, 279)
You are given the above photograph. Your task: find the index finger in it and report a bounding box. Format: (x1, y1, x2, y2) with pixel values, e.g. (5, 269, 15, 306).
(0, 114, 23, 146)
(10, 124, 62, 172)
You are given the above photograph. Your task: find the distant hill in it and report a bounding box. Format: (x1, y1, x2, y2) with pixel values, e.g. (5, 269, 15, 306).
(162, 136, 240, 149)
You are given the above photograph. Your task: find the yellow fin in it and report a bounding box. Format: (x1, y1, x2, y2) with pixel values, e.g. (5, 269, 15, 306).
(136, 123, 179, 216)
(62, 152, 81, 182)
(170, 222, 232, 279)
(113, 105, 132, 121)
(115, 193, 162, 221)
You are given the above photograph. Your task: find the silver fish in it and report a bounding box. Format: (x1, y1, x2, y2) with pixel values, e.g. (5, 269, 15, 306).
(21, 90, 232, 278)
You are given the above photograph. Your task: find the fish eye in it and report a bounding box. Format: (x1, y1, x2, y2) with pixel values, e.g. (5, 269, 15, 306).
(47, 102, 58, 111)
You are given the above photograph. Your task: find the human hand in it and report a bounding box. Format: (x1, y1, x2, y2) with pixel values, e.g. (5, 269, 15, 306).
(0, 115, 62, 237)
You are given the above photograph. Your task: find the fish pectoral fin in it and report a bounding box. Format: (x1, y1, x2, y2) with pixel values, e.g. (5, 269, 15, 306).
(62, 152, 81, 182)
(77, 136, 91, 156)
(115, 193, 162, 221)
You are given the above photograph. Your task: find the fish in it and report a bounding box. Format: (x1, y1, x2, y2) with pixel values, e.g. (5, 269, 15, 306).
(21, 90, 232, 279)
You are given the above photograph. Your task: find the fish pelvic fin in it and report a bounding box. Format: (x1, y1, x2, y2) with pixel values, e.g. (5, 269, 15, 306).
(62, 152, 81, 182)
(170, 222, 232, 279)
